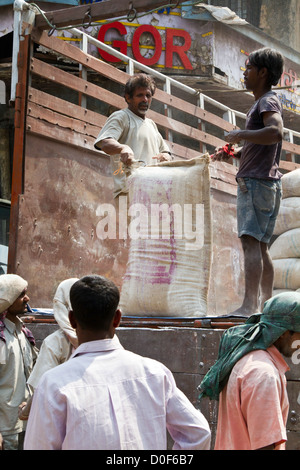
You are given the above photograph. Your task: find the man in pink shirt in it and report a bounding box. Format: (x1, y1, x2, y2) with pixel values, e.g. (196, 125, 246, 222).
(24, 275, 211, 450)
(198, 291, 300, 450)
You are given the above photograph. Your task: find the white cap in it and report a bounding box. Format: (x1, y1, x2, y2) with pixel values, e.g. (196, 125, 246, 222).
(0, 274, 28, 314)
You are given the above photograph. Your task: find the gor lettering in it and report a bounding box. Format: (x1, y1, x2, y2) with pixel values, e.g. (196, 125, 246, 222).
(97, 21, 193, 70)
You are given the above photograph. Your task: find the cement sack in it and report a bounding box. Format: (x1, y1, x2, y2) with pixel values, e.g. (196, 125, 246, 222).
(119, 154, 212, 317)
(274, 258, 300, 290)
(281, 169, 300, 199)
(274, 197, 300, 235)
(270, 228, 300, 259)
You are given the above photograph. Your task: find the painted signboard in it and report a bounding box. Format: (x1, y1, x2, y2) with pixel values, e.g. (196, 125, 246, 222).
(91, 6, 300, 115)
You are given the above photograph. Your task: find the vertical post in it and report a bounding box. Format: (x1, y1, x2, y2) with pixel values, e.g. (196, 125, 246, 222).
(7, 33, 31, 273)
(285, 130, 295, 163)
(79, 32, 87, 108)
(198, 93, 206, 154)
(164, 78, 173, 144)
(10, 1, 23, 103)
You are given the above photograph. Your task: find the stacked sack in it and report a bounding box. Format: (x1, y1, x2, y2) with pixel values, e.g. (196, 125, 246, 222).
(270, 169, 300, 292)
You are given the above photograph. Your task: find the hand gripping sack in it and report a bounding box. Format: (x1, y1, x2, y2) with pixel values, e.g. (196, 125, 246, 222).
(119, 155, 212, 317)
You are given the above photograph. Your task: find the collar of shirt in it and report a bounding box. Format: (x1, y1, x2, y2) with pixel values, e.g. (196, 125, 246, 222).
(267, 344, 290, 375)
(70, 335, 124, 358)
(0, 313, 35, 345)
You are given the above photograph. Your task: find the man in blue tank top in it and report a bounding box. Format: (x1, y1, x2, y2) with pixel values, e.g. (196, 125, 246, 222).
(212, 47, 284, 316)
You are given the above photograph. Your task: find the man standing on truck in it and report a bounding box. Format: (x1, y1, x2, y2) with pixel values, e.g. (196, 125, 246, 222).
(212, 47, 284, 316)
(94, 73, 172, 198)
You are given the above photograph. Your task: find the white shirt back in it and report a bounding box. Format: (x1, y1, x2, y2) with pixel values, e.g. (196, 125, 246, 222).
(24, 336, 210, 450)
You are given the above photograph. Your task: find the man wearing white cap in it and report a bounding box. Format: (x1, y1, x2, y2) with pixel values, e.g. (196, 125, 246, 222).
(0, 274, 38, 450)
(18, 278, 79, 420)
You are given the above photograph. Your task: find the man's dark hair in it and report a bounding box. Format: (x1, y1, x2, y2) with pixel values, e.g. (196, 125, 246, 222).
(248, 47, 284, 87)
(124, 73, 156, 98)
(70, 275, 120, 331)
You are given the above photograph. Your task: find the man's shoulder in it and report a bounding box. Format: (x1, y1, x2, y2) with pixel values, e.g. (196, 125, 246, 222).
(259, 91, 282, 112)
(233, 348, 279, 378)
(122, 347, 169, 371)
(107, 108, 128, 120)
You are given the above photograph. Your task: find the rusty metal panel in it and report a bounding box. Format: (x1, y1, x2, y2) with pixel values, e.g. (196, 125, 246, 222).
(14, 133, 129, 306)
(14, 132, 244, 312)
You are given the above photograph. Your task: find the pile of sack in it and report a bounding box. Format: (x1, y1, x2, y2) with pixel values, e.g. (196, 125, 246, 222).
(270, 169, 300, 292)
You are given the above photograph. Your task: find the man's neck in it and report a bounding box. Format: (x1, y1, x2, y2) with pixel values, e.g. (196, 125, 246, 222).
(77, 329, 114, 346)
(5, 312, 19, 324)
(253, 85, 272, 101)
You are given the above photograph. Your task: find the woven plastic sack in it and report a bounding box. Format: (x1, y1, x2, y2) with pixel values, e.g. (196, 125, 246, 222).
(119, 155, 212, 317)
(281, 169, 300, 199)
(274, 197, 300, 235)
(270, 228, 300, 259)
(274, 258, 300, 290)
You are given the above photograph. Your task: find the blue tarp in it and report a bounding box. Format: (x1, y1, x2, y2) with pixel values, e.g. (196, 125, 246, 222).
(0, 0, 80, 6)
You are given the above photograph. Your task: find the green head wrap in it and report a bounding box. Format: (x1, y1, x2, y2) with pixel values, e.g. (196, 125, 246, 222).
(198, 292, 300, 401)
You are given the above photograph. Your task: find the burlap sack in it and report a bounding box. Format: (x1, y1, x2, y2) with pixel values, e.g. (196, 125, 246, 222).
(119, 154, 212, 317)
(274, 197, 300, 235)
(270, 228, 300, 259)
(281, 169, 300, 199)
(273, 258, 300, 290)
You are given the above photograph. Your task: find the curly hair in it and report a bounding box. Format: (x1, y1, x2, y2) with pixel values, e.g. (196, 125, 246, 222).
(248, 47, 284, 87)
(124, 73, 156, 98)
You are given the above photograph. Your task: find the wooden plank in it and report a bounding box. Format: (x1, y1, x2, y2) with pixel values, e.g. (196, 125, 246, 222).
(149, 110, 224, 148)
(34, 0, 187, 30)
(30, 57, 125, 108)
(30, 58, 224, 149)
(30, 30, 238, 133)
(31, 28, 129, 85)
(26, 115, 99, 152)
(27, 108, 237, 191)
(28, 87, 105, 128)
(166, 141, 204, 160)
(28, 101, 101, 139)
(279, 160, 300, 171)
(210, 178, 237, 196)
(28, 33, 300, 164)
(282, 140, 300, 155)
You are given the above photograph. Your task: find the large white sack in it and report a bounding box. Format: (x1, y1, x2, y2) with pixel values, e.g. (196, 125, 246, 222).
(119, 155, 212, 317)
(273, 258, 300, 290)
(281, 169, 300, 199)
(274, 197, 300, 235)
(270, 228, 300, 259)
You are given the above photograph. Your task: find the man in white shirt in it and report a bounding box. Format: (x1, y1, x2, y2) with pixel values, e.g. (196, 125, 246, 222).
(94, 74, 172, 197)
(0, 274, 38, 450)
(24, 275, 211, 450)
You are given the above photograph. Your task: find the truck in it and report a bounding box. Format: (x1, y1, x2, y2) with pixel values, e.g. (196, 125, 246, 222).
(2, 0, 300, 448)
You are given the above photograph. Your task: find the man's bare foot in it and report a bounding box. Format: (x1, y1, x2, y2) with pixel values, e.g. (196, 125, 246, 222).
(227, 306, 258, 317)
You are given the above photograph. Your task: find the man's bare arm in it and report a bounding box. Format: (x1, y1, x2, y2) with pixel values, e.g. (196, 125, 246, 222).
(98, 138, 135, 165)
(225, 112, 283, 146)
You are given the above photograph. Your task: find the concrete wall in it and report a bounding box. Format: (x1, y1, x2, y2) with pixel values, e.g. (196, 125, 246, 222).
(260, 0, 300, 52)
